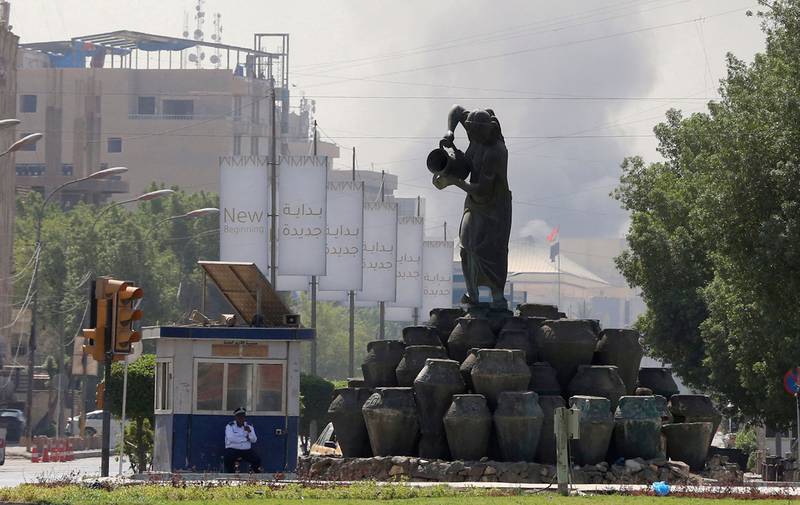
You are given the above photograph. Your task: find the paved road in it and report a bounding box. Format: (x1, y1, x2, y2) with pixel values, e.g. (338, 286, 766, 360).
(0, 456, 131, 487)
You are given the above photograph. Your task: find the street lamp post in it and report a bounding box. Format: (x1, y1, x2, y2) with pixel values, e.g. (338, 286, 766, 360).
(1, 132, 42, 157)
(25, 166, 128, 445)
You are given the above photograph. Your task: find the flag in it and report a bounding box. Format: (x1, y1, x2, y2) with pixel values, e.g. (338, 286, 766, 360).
(546, 225, 559, 243)
(549, 241, 560, 262)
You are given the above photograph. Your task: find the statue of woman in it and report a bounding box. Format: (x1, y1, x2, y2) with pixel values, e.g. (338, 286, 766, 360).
(433, 105, 512, 309)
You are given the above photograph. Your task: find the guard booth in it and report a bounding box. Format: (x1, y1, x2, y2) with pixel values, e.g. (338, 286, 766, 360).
(144, 261, 314, 474)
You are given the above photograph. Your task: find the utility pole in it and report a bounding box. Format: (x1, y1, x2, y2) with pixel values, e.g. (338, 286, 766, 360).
(99, 278, 112, 477)
(348, 146, 356, 377)
(378, 170, 385, 341)
(310, 120, 318, 375)
(269, 81, 278, 288)
(412, 196, 421, 326)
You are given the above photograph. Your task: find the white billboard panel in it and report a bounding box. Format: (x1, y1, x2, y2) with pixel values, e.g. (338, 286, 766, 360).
(392, 216, 423, 308)
(277, 156, 328, 275)
(219, 156, 270, 276)
(385, 306, 415, 322)
(422, 240, 455, 319)
(318, 181, 364, 291)
(357, 202, 398, 302)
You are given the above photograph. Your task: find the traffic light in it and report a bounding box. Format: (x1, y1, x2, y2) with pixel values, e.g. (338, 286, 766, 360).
(109, 280, 143, 356)
(82, 279, 110, 362)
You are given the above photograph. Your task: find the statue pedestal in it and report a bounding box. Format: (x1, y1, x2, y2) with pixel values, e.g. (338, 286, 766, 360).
(464, 303, 513, 331)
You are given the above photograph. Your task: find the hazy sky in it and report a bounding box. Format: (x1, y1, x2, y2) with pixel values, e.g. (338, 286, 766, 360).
(10, 0, 766, 240)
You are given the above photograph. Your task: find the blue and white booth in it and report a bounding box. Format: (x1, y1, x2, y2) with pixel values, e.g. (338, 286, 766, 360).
(144, 261, 313, 473)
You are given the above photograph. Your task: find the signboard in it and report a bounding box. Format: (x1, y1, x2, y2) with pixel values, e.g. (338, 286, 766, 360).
(278, 155, 328, 275)
(318, 181, 364, 291)
(386, 306, 415, 322)
(392, 216, 424, 308)
(219, 156, 270, 275)
(357, 202, 398, 302)
(784, 367, 800, 395)
(421, 240, 454, 320)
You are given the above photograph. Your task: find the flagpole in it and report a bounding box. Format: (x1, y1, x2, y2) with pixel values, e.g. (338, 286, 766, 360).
(348, 147, 357, 376)
(379, 170, 386, 340)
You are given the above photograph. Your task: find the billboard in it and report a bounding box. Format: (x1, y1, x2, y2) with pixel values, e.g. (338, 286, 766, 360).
(422, 240, 455, 319)
(219, 156, 270, 276)
(357, 202, 398, 302)
(318, 180, 364, 291)
(392, 216, 424, 308)
(277, 155, 328, 275)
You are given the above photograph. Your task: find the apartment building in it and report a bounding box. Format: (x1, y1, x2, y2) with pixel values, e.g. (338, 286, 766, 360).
(15, 30, 337, 203)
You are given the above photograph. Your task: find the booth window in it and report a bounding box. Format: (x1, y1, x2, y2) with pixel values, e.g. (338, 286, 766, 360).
(194, 360, 284, 414)
(196, 362, 224, 411)
(155, 360, 173, 412)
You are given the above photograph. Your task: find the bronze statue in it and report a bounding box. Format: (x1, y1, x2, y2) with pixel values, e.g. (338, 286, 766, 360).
(431, 105, 512, 310)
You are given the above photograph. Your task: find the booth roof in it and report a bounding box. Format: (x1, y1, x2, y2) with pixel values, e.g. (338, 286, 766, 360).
(142, 325, 315, 341)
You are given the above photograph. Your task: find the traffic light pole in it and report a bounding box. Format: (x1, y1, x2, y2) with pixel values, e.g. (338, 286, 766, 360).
(100, 295, 112, 477)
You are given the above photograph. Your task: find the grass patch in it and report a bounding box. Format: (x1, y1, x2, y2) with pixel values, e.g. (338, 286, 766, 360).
(0, 482, 796, 505)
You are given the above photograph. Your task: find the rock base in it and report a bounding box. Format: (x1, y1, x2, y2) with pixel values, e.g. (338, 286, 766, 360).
(297, 456, 706, 485)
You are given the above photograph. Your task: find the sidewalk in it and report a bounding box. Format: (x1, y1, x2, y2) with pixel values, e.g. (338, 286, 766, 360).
(4, 445, 101, 460)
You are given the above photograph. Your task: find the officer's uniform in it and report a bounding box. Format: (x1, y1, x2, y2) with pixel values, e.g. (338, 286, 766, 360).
(224, 408, 262, 473)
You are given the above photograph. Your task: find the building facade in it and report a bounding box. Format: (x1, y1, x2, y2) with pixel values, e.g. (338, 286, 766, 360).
(0, 1, 17, 366)
(15, 31, 337, 203)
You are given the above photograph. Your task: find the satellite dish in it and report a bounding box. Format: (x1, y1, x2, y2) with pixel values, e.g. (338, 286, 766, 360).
(209, 55, 219, 64)
(200, 52, 205, 60)
(182, 31, 189, 38)
(210, 34, 217, 41)
(194, 29, 203, 40)
(195, 4, 201, 10)
(188, 53, 198, 62)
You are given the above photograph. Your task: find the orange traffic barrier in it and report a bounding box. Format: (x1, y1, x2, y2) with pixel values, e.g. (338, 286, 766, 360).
(30, 444, 40, 463)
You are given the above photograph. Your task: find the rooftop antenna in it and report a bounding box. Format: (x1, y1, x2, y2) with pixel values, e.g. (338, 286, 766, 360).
(209, 12, 223, 69)
(187, 0, 206, 69)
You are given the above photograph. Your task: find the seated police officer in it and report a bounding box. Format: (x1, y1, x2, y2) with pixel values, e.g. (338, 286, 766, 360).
(224, 407, 262, 473)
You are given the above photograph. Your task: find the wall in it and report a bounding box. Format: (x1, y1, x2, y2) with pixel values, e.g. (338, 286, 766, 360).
(0, 20, 17, 365)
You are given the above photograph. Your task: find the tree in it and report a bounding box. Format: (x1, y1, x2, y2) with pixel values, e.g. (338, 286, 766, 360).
(106, 354, 155, 473)
(615, 1, 800, 427)
(299, 373, 335, 449)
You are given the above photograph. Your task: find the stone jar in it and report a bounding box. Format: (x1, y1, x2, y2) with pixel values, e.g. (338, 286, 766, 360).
(493, 391, 544, 462)
(447, 317, 496, 363)
(637, 367, 680, 399)
(536, 320, 598, 390)
(459, 348, 481, 392)
(569, 395, 614, 465)
(614, 395, 662, 460)
(427, 307, 466, 346)
(517, 303, 561, 320)
(395, 345, 448, 387)
(413, 358, 466, 459)
(535, 395, 566, 464)
(361, 340, 405, 387)
(327, 387, 373, 457)
(362, 387, 420, 456)
(594, 329, 643, 395)
(495, 329, 538, 364)
(567, 365, 627, 411)
(668, 394, 722, 442)
(654, 394, 674, 424)
(401, 326, 441, 347)
(443, 394, 492, 461)
(529, 362, 562, 396)
(471, 349, 531, 409)
(663, 422, 714, 471)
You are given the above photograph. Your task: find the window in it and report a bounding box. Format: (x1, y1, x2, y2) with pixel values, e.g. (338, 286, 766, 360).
(196, 362, 224, 411)
(155, 360, 172, 412)
(194, 360, 284, 414)
(250, 136, 259, 156)
(233, 135, 242, 156)
(20, 95, 37, 113)
(226, 363, 252, 411)
(256, 364, 283, 412)
(15, 163, 46, 176)
(18, 133, 36, 151)
(138, 96, 156, 115)
(162, 99, 194, 119)
(107, 137, 122, 153)
(251, 100, 259, 124)
(61, 164, 73, 176)
(233, 96, 242, 120)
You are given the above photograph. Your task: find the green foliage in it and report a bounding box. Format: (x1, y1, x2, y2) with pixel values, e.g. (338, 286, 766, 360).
(122, 417, 153, 474)
(106, 354, 155, 472)
(615, 1, 800, 427)
(13, 185, 220, 363)
(299, 373, 335, 438)
(735, 425, 758, 471)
